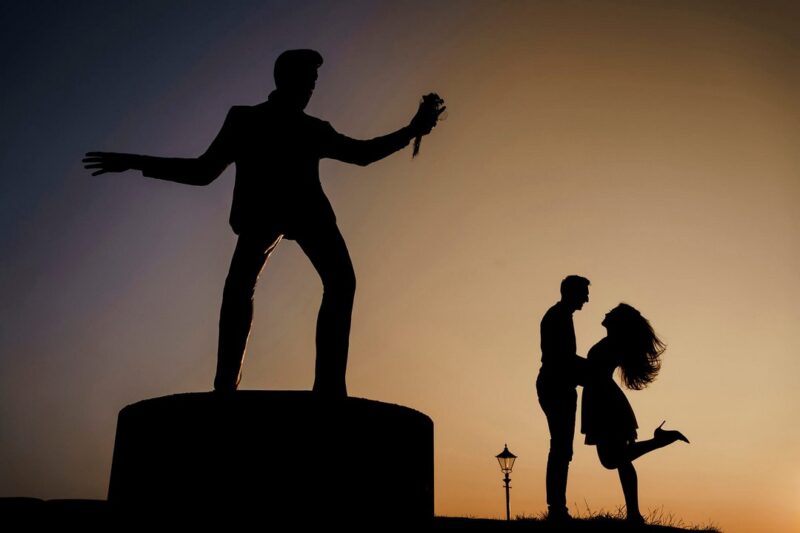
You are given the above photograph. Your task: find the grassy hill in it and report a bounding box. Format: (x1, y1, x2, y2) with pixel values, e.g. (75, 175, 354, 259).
(434, 512, 721, 532)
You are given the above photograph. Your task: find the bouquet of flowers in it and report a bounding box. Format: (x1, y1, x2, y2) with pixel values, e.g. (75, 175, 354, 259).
(412, 93, 446, 158)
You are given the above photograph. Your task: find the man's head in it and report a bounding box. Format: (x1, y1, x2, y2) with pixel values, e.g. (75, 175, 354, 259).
(560, 275, 590, 312)
(273, 49, 323, 110)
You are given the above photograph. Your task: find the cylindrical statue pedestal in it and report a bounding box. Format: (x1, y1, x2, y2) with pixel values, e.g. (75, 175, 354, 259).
(108, 391, 433, 528)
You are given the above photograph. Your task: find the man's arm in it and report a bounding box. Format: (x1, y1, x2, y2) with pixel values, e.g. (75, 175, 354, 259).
(322, 96, 444, 166)
(323, 125, 415, 167)
(540, 307, 580, 379)
(573, 354, 588, 387)
(83, 107, 238, 185)
(540, 310, 573, 361)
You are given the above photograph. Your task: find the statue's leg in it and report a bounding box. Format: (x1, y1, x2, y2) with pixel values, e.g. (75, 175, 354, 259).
(296, 222, 355, 397)
(214, 232, 282, 391)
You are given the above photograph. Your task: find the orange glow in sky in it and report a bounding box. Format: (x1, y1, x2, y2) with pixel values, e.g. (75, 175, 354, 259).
(0, 2, 797, 532)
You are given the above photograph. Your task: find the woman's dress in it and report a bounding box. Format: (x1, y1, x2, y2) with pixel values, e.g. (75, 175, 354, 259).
(581, 337, 638, 445)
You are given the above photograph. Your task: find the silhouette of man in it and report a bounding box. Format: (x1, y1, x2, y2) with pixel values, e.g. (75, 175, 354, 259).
(83, 49, 444, 396)
(536, 275, 590, 520)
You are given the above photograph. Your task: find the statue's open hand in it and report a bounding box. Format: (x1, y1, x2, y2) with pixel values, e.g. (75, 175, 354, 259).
(82, 152, 137, 176)
(410, 93, 446, 137)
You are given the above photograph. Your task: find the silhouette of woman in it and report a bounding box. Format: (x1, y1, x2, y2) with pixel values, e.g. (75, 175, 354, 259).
(581, 303, 689, 524)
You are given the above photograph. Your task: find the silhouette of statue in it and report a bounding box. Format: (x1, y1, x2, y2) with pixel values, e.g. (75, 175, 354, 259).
(83, 49, 445, 396)
(536, 275, 590, 521)
(581, 303, 689, 524)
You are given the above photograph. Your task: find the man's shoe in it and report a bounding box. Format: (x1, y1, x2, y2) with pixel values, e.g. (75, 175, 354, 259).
(626, 512, 645, 525)
(546, 509, 572, 522)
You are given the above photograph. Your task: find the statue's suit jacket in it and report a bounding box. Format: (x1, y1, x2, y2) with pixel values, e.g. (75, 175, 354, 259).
(138, 96, 412, 237)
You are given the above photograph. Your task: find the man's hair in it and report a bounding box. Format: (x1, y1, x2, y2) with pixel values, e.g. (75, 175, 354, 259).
(560, 275, 591, 298)
(274, 49, 323, 88)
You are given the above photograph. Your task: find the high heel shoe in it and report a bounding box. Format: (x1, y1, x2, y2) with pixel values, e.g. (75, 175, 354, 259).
(654, 420, 690, 444)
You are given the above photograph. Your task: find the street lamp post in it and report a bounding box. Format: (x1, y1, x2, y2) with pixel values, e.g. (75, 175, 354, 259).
(495, 444, 517, 521)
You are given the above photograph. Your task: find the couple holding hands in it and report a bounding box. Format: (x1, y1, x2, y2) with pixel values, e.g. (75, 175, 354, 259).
(537, 275, 689, 524)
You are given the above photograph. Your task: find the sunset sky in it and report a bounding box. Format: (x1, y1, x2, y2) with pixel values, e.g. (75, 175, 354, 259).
(1, 2, 798, 531)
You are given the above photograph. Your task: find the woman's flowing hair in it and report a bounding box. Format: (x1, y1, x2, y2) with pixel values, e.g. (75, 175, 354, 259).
(613, 303, 666, 390)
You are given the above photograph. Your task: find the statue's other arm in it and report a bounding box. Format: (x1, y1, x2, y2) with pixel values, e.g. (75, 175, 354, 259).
(83, 107, 238, 186)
